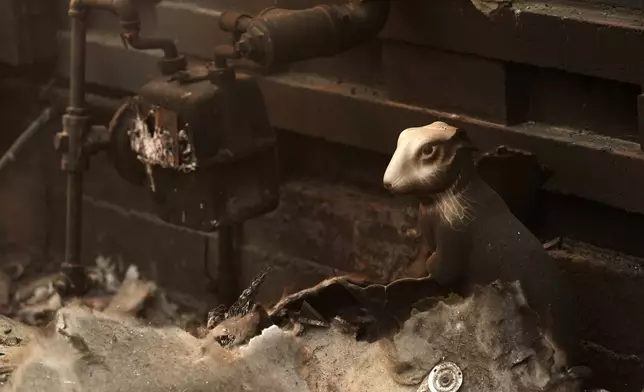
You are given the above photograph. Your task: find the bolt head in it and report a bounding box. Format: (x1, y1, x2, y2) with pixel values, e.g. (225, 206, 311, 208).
(234, 38, 252, 55)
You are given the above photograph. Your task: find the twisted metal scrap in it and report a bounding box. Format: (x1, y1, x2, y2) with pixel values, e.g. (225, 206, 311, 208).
(206, 266, 272, 347)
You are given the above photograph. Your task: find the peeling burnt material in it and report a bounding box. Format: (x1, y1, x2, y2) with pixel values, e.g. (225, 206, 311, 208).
(207, 265, 271, 330)
(381, 281, 585, 392)
(208, 304, 272, 348)
(226, 0, 390, 67)
(121, 99, 197, 174)
(476, 146, 552, 224)
(269, 275, 452, 342)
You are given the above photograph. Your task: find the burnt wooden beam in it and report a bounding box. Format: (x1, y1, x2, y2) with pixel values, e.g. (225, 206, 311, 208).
(638, 94, 644, 151)
(381, 0, 644, 85)
(258, 74, 644, 215)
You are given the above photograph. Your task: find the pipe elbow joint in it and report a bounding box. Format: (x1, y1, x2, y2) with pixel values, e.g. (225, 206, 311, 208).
(69, 0, 82, 13)
(111, 0, 139, 27)
(68, 0, 138, 25)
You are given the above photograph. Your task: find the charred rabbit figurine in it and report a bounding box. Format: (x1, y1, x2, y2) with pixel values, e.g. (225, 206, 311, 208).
(383, 121, 580, 373)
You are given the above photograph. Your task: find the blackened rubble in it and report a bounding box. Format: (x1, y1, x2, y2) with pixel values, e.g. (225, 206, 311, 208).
(0, 256, 205, 333)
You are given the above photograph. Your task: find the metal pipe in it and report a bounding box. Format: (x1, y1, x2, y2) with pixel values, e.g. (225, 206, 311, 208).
(235, 0, 390, 66)
(70, 0, 180, 60)
(69, 9, 87, 110)
(65, 172, 83, 266)
(217, 225, 240, 307)
(70, 0, 137, 22)
(62, 7, 89, 273)
(125, 34, 179, 59)
(0, 107, 54, 172)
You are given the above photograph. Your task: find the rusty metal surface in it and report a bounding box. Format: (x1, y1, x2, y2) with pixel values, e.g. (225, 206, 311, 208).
(382, 42, 513, 124)
(234, 0, 389, 67)
(65, 0, 644, 87)
(106, 69, 280, 231)
(382, 0, 644, 85)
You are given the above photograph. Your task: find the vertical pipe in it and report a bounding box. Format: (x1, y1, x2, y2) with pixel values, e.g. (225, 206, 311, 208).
(69, 11, 86, 110)
(217, 225, 240, 307)
(64, 10, 87, 284)
(65, 173, 83, 266)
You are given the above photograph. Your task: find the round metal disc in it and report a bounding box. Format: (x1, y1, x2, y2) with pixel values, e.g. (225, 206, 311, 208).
(427, 361, 463, 392)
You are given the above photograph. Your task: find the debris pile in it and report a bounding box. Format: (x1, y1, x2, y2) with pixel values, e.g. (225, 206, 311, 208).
(0, 255, 601, 392)
(0, 256, 204, 333)
(0, 273, 587, 392)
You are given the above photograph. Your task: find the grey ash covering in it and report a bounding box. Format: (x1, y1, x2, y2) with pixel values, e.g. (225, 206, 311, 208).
(0, 280, 582, 392)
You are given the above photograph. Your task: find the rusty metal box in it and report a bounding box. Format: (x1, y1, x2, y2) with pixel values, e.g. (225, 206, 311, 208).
(108, 68, 280, 231)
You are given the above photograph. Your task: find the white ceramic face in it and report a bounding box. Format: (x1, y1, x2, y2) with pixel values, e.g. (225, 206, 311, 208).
(383, 122, 459, 194)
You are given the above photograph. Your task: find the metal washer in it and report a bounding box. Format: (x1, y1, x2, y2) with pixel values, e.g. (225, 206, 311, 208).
(427, 361, 463, 392)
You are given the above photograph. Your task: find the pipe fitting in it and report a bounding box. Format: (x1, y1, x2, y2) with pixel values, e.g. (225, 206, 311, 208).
(123, 33, 181, 63)
(69, 0, 183, 65)
(110, 0, 138, 23)
(59, 113, 91, 172)
(219, 11, 252, 34)
(235, 0, 390, 67)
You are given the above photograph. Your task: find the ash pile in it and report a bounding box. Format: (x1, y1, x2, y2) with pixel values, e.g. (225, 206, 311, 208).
(0, 258, 593, 392)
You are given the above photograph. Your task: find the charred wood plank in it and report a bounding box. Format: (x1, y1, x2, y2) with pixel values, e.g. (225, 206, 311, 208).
(382, 0, 644, 85)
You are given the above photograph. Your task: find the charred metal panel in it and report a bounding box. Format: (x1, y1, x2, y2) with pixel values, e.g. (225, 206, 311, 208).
(382, 42, 514, 123)
(517, 65, 640, 142)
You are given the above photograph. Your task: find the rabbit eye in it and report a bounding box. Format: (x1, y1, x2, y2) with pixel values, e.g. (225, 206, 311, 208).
(421, 144, 436, 159)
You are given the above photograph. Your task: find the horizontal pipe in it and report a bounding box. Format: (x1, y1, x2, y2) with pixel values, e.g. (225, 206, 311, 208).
(70, 0, 137, 22)
(125, 34, 179, 59)
(236, 0, 390, 66)
(70, 0, 179, 60)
